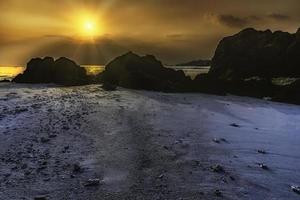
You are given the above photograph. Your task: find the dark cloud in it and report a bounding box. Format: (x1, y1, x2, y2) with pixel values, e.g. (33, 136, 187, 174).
(218, 13, 293, 28)
(218, 15, 250, 28)
(268, 13, 291, 21)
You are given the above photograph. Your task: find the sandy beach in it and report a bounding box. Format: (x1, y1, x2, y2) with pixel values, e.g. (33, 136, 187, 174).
(0, 83, 300, 199)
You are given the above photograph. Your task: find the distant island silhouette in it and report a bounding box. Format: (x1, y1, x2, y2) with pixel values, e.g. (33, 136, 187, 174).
(176, 59, 211, 67)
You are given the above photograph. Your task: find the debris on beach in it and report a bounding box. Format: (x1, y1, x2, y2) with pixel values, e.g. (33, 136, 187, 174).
(213, 138, 228, 144)
(40, 137, 50, 143)
(84, 178, 101, 187)
(210, 164, 225, 173)
(73, 163, 83, 173)
(157, 174, 165, 179)
(291, 185, 300, 194)
(230, 123, 240, 128)
(258, 163, 269, 170)
(213, 138, 221, 143)
(34, 195, 48, 200)
(214, 189, 222, 196)
(257, 149, 267, 154)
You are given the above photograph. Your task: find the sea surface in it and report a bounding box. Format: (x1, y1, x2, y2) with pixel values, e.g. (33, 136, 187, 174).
(0, 65, 210, 81)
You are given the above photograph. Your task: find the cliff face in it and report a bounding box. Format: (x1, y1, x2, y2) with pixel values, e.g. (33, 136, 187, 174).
(209, 28, 300, 80)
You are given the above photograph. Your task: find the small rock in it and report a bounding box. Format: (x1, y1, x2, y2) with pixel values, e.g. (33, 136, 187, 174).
(291, 185, 300, 194)
(73, 163, 83, 173)
(84, 178, 101, 187)
(220, 138, 228, 143)
(25, 171, 31, 176)
(213, 138, 228, 143)
(40, 137, 50, 143)
(192, 160, 200, 166)
(21, 164, 28, 169)
(230, 123, 240, 127)
(158, 174, 164, 179)
(211, 164, 225, 173)
(34, 195, 47, 200)
(213, 138, 220, 143)
(258, 163, 269, 170)
(214, 189, 222, 196)
(64, 146, 70, 150)
(49, 134, 57, 138)
(257, 149, 266, 154)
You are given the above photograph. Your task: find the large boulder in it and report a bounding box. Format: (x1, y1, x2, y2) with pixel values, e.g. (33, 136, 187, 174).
(210, 28, 300, 80)
(13, 57, 88, 85)
(98, 52, 191, 92)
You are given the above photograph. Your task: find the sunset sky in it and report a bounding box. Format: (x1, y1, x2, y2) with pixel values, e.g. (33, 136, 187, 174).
(0, 0, 299, 66)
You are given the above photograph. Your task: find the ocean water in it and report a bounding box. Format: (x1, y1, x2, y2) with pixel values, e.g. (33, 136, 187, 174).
(0, 65, 106, 81)
(0, 65, 210, 81)
(168, 66, 210, 79)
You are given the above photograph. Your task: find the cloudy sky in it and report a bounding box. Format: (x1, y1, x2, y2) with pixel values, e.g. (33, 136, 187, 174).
(0, 0, 299, 65)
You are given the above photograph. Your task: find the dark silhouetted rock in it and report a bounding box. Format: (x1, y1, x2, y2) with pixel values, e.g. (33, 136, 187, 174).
(98, 52, 192, 92)
(291, 185, 300, 195)
(0, 79, 10, 83)
(210, 28, 300, 80)
(273, 79, 300, 105)
(193, 74, 277, 98)
(13, 57, 88, 86)
(101, 83, 117, 91)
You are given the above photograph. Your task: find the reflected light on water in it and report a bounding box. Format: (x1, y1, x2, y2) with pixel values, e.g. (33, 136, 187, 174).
(0, 65, 105, 81)
(82, 65, 105, 76)
(0, 66, 25, 80)
(0, 65, 209, 81)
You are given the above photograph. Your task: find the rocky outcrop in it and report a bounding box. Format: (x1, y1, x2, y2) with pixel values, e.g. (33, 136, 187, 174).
(210, 28, 300, 80)
(98, 52, 192, 92)
(13, 57, 88, 86)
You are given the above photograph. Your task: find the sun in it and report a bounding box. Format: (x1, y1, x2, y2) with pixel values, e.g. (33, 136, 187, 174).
(83, 21, 95, 34)
(73, 11, 103, 40)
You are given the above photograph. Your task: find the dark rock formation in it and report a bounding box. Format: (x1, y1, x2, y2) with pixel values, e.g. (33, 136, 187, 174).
(176, 59, 211, 66)
(193, 74, 277, 98)
(210, 28, 300, 80)
(0, 79, 10, 83)
(98, 52, 192, 92)
(13, 57, 88, 86)
(101, 83, 117, 91)
(273, 79, 300, 105)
